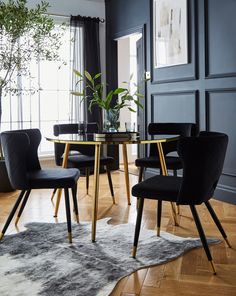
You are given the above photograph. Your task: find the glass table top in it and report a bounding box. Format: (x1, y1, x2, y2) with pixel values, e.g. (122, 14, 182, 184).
(45, 133, 180, 145)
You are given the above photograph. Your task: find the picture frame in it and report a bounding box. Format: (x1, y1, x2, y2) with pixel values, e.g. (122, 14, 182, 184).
(153, 0, 188, 68)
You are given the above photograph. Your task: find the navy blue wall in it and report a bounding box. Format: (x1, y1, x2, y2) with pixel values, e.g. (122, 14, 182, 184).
(105, 0, 236, 204)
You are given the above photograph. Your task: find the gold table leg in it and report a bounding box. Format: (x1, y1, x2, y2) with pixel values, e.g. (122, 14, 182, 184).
(92, 144, 101, 242)
(122, 143, 131, 205)
(157, 142, 178, 226)
(54, 143, 70, 218)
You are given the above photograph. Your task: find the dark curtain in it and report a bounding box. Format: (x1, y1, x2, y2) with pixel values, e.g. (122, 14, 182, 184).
(70, 16, 103, 130)
(70, 16, 84, 123)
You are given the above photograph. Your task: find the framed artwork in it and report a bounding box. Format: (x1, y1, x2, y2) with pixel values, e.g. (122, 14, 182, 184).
(153, 0, 188, 68)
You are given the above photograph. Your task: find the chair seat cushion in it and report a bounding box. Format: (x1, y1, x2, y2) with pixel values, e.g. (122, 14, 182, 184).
(135, 156, 182, 170)
(28, 168, 80, 189)
(67, 155, 114, 168)
(132, 175, 182, 201)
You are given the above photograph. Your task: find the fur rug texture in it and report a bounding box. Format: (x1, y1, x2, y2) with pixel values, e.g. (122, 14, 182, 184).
(0, 218, 219, 296)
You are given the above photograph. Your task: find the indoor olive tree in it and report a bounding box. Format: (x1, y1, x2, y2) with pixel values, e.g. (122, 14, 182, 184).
(0, 0, 64, 132)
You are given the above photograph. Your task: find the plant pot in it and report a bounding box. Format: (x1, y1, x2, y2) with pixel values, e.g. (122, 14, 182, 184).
(0, 160, 14, 192)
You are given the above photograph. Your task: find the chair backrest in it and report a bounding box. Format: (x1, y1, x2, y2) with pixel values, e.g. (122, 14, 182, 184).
(148, 122, 197, 156)
(1, 129, 41, 190)
(177, 131, 228, 205)
(53, 123, 99, 166)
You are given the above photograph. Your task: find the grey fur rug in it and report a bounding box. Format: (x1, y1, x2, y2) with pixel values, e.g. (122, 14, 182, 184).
(0, 218, 219, 296)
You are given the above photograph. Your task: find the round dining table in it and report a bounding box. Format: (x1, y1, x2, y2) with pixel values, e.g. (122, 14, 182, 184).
(46, 133, 179, 242)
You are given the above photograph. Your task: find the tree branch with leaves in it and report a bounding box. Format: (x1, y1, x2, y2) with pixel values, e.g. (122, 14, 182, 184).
(0, 0, 65, 132)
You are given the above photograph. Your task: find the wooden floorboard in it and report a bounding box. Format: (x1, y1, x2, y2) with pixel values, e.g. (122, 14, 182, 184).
(0, 169, 235, 295)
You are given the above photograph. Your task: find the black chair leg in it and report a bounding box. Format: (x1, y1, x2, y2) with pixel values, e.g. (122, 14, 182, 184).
(15, 190, 31, 226)
(71, 185, 79, 223)
(133, 197, 144, 258)
(64, 188, 72, 243)
(205, 201, 231, 248)
(106, 166, 115, 204)
(157, 200, 162, 236)
(190, 205, 216, 275)
(136, 167, 144, 209)
(138, 167, 144, 183)
(173, 170, 180, 215)
(0, 190, 26, 240)
(86, 167, 90, 195)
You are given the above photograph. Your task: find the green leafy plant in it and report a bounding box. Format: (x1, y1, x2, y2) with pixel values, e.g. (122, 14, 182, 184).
(72, 70, 144, 130)
(0, 0, 65, 132)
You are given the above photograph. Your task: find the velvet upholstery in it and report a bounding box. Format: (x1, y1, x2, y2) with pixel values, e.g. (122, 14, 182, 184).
(0, 129, 80, 243)
(132, 175, 182, 201)
(132, 131, 228, 205)
(67, 155, 114, 168)
(1, 129, 41, 189)
(135, 123, 197, 174)
(132, 132, 230, 272)
(135, 156, 182, 170)
(53, 123, 113, 167)
(1, 129, 79, 190)
(28, 169, 80, 189)
(177, 131, 228, 205)
(53, 123, 114, 201)
(148, 122, 197, 157)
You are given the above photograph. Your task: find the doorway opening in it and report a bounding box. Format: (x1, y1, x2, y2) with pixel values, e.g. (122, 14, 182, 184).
(117, 32, 144, 167)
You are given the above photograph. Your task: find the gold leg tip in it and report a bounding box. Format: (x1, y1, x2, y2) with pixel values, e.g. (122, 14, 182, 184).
(68, 233, 72, 244)
(128, 202, 131, 206)
(157, 227, 160, 237)
(0, 233, 4, 241)
(210, 260, 217, 275)
(225, 238, 232, 248)
(132, 246, 137, 258)
(76, 215, 79, 224)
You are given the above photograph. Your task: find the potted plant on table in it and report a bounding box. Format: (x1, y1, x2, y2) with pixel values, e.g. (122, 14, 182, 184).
(0, 0, 64, 191)
(72, 70, 144, 132)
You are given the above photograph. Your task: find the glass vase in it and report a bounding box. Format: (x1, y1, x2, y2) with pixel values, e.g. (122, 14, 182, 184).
(104, 109, 120, 132)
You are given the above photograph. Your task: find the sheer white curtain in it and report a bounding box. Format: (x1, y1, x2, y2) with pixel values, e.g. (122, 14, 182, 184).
(1, 16, 85, 155)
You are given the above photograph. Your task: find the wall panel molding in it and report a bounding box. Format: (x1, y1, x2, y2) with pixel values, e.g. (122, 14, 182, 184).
(205, 0, 236, 78)
(106, 0, 236, 204)
(206, 88, 236, 177)
(150, 90, 199, 125)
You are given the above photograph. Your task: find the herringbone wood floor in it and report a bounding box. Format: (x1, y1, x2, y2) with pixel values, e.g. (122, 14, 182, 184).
(0, 169, 235, 295)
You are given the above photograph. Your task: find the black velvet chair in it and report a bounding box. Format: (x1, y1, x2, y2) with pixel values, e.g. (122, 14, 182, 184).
(135, 123, 197, 182)
(132, 131, 231, 274)
(52, 123, 115, 203)
(0, 129, 80, 243)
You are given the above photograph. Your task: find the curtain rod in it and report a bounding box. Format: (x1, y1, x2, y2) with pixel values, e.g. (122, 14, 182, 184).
(47, 12, 105, 23)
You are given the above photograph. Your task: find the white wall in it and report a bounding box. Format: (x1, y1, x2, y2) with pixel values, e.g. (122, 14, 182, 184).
(27, 0, 106, 80)
(118, 38, 131, 132)
(118, 38, 132, 163)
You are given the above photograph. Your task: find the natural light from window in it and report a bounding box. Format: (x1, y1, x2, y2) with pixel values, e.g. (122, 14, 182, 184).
(1, 17, 82, 156)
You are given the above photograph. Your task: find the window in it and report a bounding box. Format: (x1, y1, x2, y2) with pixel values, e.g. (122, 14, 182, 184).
(1, 17, 84, 155)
